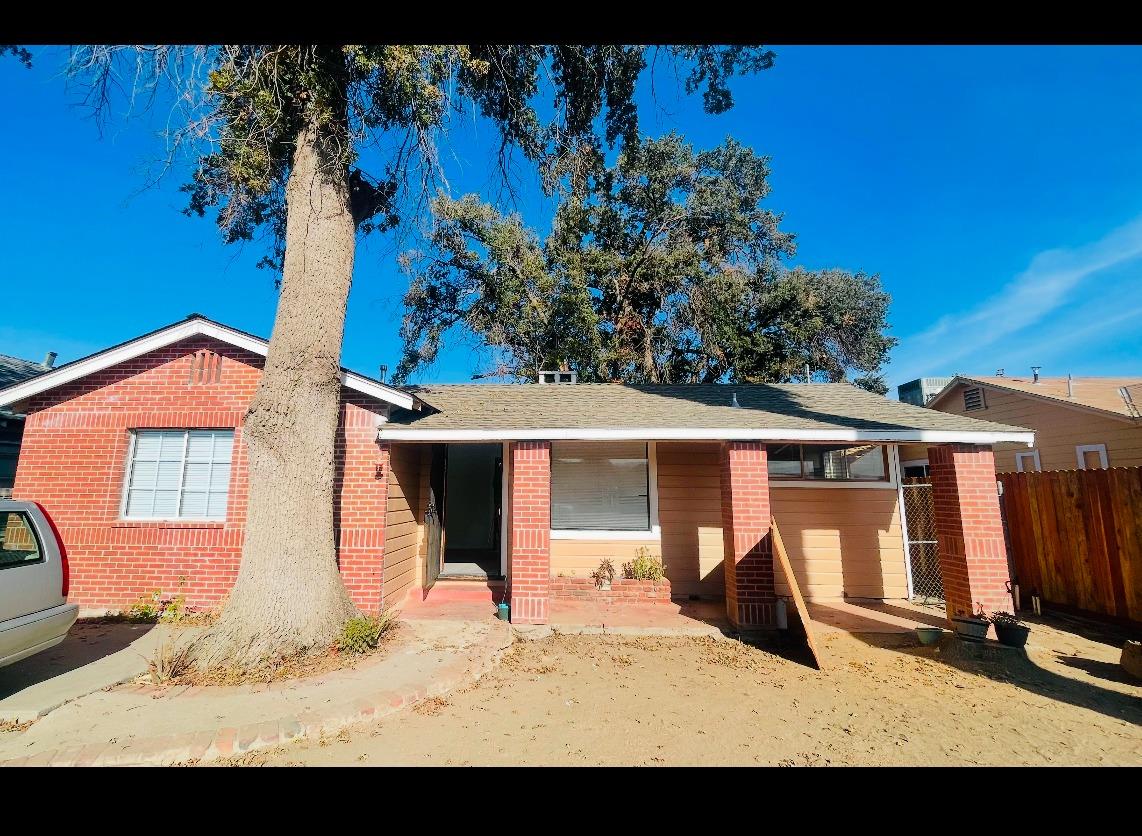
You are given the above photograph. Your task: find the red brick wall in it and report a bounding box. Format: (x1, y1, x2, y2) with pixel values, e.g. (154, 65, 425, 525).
(550, 576, 671, 603)
(929, 443, 1014, 619)
(12, 336, 390, 613)
(720, 441, 776, 628)
(508, 441, 550, 624)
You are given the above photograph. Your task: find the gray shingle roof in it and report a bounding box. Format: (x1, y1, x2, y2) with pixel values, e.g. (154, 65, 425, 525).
(384, 382, 1032, 440)
(0, 354, 48, 417)
(0, 354, 47, 390)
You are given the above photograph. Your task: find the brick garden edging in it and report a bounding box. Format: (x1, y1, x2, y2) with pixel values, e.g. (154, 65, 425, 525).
(0, 620, 513, 767)
(550, 576, 672, 604)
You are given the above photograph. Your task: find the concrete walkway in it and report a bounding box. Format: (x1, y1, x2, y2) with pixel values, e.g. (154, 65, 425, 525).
(0, 618, 511, 766)
(0, 622, 171, 724)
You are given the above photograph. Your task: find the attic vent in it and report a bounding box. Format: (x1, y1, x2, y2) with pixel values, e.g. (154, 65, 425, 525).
(962, 386, 985, 411)
(538, 370, 577, 384)
(189, 349, 222, 385)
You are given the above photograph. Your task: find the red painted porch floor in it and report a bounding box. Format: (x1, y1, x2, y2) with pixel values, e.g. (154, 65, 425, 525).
(397, 581, 948, 637)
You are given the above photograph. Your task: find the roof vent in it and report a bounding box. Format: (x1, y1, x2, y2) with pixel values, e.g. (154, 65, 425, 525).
(42, 351, 57, 369)
(731, 392, 741, 408)
(1067, 373, 1074, 399)
(1031, 366, 1041, 383)
(995, 368, 1004, 377)
(537, 370, 577, 384)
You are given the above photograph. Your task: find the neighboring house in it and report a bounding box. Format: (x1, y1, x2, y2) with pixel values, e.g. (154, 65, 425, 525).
(916, 372, 1142, 474)
(0, 315, 1033, 627)
(0, 351, 55, 497)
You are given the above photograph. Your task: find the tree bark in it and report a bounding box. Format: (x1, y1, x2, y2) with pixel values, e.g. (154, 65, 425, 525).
(192, 118, 359, 669)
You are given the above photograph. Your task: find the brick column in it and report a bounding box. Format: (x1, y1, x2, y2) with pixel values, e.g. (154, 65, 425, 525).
(509, 441, 551, 624)
(720, 441, 777, 629)
(929, 443, 1013, 620)
(333, 401, 389, 614)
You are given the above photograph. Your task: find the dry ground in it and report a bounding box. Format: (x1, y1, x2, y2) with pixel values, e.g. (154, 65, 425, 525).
(237, 618, 1140, 766)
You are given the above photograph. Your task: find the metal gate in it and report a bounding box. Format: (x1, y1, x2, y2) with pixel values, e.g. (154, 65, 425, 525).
(902, 477, 943, 602)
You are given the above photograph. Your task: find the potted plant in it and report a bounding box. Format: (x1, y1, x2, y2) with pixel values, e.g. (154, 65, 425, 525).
(591, 558, 615, 591)
(950, 605, 990, 643)
(990, 611, 1031, 648)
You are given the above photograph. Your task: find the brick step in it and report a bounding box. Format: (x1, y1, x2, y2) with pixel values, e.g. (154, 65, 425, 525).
(405, 579, 506, 607)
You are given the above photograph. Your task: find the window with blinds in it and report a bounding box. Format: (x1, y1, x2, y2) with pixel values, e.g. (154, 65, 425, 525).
(767, 443, 888, 481)
(550, 442, 650, 531)
(123, 430, 234, 520)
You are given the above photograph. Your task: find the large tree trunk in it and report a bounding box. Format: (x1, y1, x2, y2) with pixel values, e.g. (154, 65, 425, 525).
(193, 118, 359, 669)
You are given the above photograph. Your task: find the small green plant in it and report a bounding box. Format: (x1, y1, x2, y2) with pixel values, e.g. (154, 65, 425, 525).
(336, 610, 397, 655)
(146, 640, 194, 684)
(988, 611, 1026, 627)
(126, 590, 187, 623)
(590, 558, 616, 588)
(622, 547, 665, 581)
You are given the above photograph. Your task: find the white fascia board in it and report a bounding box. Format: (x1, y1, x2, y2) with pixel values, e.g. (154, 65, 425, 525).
(378, 427, 1036, 445)
(0, 318, 415, 411)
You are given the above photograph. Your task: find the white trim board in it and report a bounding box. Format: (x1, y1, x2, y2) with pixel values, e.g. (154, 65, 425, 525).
(1075, 443, 1108, 469)
(0, 316, 416, 411)
(1015, 449, 1042, 473)
(379, 427, 1035, 445)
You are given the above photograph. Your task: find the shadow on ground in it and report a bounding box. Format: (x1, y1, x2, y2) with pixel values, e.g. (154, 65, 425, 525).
(852, 621, 1141, 727)
(0, 621, 154, 700)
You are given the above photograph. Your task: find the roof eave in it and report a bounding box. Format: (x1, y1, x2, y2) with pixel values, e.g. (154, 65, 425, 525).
(0, 317, 416, 411)
(378, 427, 1035, 445)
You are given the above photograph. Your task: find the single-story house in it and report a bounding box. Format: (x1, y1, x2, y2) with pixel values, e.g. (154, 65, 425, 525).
(900, 372, 1142, 474)
(0, 315, 1034, 627)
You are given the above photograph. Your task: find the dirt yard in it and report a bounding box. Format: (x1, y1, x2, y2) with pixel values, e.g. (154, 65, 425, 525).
(242, 618, 1141, 766)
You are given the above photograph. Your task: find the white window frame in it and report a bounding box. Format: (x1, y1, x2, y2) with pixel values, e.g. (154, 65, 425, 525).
(1075, 443, 1108, 470)
(767, 443, 898, 489)
(1015, 449, 1042, 473)
(549, 441, 661, 541)
(120, 429, 234, 522)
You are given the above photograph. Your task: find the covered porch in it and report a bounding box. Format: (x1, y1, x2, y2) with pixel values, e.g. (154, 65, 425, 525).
(381, 436, 1016, 630)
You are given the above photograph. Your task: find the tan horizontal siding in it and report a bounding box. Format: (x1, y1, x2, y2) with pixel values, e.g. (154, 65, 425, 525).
(383, 444, 424, 606)
(938, 383, 1142, 472)
(657, 442, 724, 597)
(771, 485, 907, 600)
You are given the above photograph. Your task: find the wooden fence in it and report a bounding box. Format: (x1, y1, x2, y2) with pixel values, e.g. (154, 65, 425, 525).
(999, 467, 1142, 623)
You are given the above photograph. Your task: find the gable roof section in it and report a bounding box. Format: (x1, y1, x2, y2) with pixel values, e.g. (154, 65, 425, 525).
(0, 315, 416, 411)
(929, 375, 1142, 422)
(384, 383, 1034, 444)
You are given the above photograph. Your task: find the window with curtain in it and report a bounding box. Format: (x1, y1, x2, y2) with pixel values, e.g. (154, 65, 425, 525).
(767, 443, 888, 481)
(123, 429, 234, 520)
(550, 441, 650, 531)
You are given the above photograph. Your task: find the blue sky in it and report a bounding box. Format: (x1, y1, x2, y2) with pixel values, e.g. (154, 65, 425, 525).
(2, 45, 1141, 392)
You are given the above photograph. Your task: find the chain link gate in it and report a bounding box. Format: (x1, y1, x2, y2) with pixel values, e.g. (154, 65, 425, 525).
(902, 477, 943, 603)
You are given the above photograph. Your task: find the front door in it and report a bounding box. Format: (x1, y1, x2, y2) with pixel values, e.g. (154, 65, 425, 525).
(424, 444, 447, 589)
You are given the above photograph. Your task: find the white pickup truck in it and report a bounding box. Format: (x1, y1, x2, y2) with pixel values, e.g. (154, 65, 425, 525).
(0, 501, 78, 668)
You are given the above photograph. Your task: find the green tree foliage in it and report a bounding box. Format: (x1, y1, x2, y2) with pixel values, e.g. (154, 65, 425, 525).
(60, 45, 773, 268)
(396, 133, 895, 390)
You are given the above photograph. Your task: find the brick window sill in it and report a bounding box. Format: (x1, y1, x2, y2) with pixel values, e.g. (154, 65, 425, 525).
(111, 520, 226, 530)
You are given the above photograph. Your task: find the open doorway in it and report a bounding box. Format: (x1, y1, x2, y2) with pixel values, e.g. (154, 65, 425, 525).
(440, 443, 503, 579)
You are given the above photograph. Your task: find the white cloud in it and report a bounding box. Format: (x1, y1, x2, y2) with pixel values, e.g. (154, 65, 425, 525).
(889, 215, 1142, 385)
